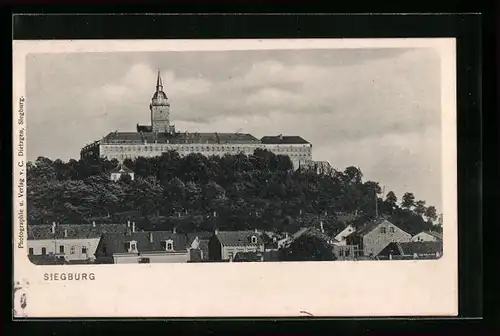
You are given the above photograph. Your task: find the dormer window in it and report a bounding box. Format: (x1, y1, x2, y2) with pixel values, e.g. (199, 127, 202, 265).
(161, 239, 174, 251)
(389, 227, 395, 233)
(380, 227, 387, 234)
(124, 240, 137, 253)
(251, 236, 257, 244)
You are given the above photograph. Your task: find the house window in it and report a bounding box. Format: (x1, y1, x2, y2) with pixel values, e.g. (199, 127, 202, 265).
(251, 236, 257, 244)
(82, 247, 87, 254)
(167, 242, 173, 251)
(380, 227, 387, 234)
(228, 252, 234, 260)
(131, 243, 137, 251)
(41, 247, 46, 255)
(70, 246, 75, 254)
(28, 248, 34, 255)
(339, 250, 344, 257)
(139, 258, 150, 263)
(59, 245, 65, 253)
(124, 242, 130, 251)
(389, 227, 395, 233)
(345, 249, 350, 257)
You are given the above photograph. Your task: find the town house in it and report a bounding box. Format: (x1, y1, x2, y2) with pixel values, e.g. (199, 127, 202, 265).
(187, 232, 212, 262)
(345, 218, 412, 257)
(94, 227, 190, 264)
(411, 230, 443, 243)
(27, 222, 128, 263)
(208, 229, 265, 261)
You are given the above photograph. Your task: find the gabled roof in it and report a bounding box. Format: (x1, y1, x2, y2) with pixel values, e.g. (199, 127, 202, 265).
(27, 223, 128, 240)
(356, 218, 409, 236)
(109, 163, 134, 174)
(396, 242, 443, 255)
(215, 231, 264, 247)
(417, 231, 443, 240)
(101, 231, 189, 254)
(260, 135, 310, 144)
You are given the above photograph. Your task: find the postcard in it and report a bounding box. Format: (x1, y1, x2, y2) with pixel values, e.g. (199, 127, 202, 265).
(13, 38, 457, 318)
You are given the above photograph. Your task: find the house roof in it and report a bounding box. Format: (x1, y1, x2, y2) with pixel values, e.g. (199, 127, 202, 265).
(28, 255, 68, 265)
(215, 231, 264, 247)
(186, 231, 213, 243)
(102, 131, 260, 145)
(260, 135, 310, 144)
(27, 223, 128, 240)
(109, 163, 134, 174)
(101, 231, 189, 254)
(396, 242, 443, 255)
(233, 252, 262, 262)
(418, 231, 443, 240)
(356, 218, 408, 236)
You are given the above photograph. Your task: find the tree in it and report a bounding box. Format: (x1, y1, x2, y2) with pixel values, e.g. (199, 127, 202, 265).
(425, 206, 438, 222)
(280, 235, 337, 261)
(414, 200, 427, 216)
(401, 192, 416, 210)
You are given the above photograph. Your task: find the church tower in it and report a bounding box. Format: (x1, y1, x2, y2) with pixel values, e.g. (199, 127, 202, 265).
(150, 70, 170, 133)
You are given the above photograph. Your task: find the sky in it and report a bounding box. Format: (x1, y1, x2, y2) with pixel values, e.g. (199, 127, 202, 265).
(26, 47, 442, 210)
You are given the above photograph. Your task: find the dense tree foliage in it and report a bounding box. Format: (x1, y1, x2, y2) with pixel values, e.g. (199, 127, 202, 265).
(27, 149, 442, 235)
(281, 235, 337, 261)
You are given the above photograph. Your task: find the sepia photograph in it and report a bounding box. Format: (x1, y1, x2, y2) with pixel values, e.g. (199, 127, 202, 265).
(13, 38, 458, 317)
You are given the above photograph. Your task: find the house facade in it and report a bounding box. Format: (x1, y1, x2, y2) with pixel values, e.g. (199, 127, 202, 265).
(411, 231, 443, 243)
(346, 219, 412, 257)
(333, 224, 356, 246)
(208, 230, 265, 261)
(94, 229, 190, 264)
(109, 163, 135, 181)
(27, 222, 128, 263)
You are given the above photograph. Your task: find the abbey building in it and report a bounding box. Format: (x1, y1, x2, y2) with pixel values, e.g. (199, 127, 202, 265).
(81, 71, 313, 169)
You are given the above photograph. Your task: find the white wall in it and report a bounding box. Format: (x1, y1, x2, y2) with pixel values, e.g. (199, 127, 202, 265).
(222, 245, 264, 260)
(27, 238, 101, 261)
(411, 232, 440, 242)
(100, 142, 312, 168)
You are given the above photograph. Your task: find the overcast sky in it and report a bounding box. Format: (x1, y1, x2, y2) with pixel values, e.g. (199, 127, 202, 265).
(26, 48, 442, 210)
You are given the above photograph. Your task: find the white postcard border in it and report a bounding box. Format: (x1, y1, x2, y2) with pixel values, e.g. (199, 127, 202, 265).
(12, 38, 458, 318)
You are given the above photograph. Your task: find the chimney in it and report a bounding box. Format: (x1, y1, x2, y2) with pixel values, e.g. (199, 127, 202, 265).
(51, 222, 56, 234)
(149, 232, 153, 243)
(64, 229, 68, 238)
(92, 221, 96, 228)
(173, 227, 177, 234)
(127, 221, 130, 228)
(215, 228, 219, 235)
(320, 221, 324, 233)
(285, 232, 289, 239)
(132, 222, 136, 233)
(254, 228, 259, 233)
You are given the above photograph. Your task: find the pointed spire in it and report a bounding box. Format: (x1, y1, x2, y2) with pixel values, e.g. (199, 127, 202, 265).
(156, 69, 163, 92)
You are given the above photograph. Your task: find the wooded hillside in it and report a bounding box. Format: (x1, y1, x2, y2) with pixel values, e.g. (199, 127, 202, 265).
(27, 149, 442, 235)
